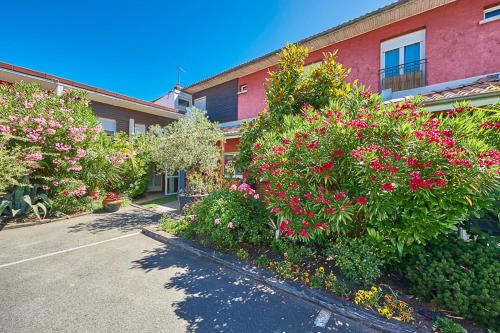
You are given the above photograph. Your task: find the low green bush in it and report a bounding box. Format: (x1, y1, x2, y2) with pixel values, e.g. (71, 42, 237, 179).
(432, 317, 467, 333)
(190, 187, 271, 249)
(325, 238, 383, 287)
(405, 236, 500, 329)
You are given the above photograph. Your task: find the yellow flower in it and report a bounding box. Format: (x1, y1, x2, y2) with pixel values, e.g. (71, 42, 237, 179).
(318, 266, 325, 273)
(325, 282, 332, 289)
(305, 278, 310, 283)
(354, 297, 361, 304)
(371, 286, 378, 292)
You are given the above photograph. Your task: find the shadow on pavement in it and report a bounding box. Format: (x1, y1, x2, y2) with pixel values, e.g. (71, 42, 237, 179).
(130, 245, 361, 333)
(67, 208, 162, 234)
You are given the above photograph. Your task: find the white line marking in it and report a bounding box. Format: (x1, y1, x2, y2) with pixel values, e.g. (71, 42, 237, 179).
(0, 232, 140, 269)
(314, 309, 332, 328)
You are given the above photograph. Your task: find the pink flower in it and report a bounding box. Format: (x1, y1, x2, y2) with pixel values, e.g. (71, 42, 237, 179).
(24, 101, 34, 109)
(214, 218, 221, 225)
(76, 149, 86, 159)
(0, 125, 11, 133)
(25, 152, 43, 161)
(68, 165, 82, 172)
(253, 194, 260, 199)
(46, 128, 56, 135)
(27, 132, 43, 142)
(70, 186, 87, 197)
(55, 142, 71, 152)
(227, 222, 234, 229)
(183, 203, 190, 209)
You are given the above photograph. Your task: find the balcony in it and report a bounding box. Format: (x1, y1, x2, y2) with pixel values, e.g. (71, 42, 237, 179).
(380, 59, 427, 92)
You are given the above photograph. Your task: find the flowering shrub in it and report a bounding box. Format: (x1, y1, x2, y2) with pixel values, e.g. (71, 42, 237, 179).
(188, 185, 271, 249)
(0, 137, 28, 193)
(0, 82, 100, 186)
(250, 88, 499, 259)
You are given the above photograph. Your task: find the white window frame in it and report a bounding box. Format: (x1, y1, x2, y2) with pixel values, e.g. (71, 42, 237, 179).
(238, 84, 248, 94)
(97, 117, 116, 136)
(380, 29, 426, 77)
(134, 123, 146, 135)
(194, 96, 207, 111)
(165, 171, 180, 195)
(481, 4, 500, 24)
(223, 153, 243, 179)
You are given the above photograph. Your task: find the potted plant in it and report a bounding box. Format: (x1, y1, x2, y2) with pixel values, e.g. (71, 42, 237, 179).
(141, 108, 225, 210)
(102, 192, 122, 212)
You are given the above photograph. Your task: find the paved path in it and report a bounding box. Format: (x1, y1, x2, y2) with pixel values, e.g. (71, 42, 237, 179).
(0, 206, 374, 333)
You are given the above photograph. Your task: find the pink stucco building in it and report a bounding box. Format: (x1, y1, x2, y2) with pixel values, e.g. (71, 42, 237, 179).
(158, 0, 500, 175)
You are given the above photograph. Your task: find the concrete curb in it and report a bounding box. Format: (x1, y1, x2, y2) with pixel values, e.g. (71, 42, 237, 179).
(142, 226, 419, 333)
(0, 211, 92, 231)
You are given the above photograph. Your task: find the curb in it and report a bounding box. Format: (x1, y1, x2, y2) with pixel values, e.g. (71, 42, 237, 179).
(0, 211, 92, 231)
(142, 226, 419, 333)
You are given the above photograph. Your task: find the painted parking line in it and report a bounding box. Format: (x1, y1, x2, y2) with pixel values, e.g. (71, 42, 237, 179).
(314, 309, 332, 327)
(0, 232, 140, 269)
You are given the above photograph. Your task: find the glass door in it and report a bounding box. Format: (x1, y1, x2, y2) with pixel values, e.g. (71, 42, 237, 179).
(165, 171, 179, 195)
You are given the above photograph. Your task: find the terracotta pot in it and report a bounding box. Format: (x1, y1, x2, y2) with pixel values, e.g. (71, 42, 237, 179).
(102, 198, 123, 212)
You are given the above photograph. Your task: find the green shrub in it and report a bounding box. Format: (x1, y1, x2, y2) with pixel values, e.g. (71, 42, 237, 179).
(405, 237, 500, 329)
(160, 215, 194, 238)
(432, 317, 467, 333)
(190, 187, 271, 249)
(255, 255, 269, 268)
(246, 45, 499, 261)
(236, 248, 250, 260)
(327, 238, 383, 286)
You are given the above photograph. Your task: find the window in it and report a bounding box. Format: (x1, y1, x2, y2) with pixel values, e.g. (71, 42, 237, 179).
(194, 96, 206, 110)
(134, 123, 146, 135)
(224, 153, 242, 178)
(482, 5, 500, 23)
(239, 84, 247, 94)
(178, 98, 190, 108)
(380, 29, 426, 91)
(98, 117, 116, 136)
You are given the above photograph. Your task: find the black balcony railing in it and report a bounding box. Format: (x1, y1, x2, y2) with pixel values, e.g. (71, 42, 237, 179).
(380, 59, 427, 92)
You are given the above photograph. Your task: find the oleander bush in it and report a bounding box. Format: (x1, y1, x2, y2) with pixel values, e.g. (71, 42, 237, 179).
(0, 82, 144, 217)
(244, 45, 499, 261)
(405, 237, 500, 329)
(187, 184, 271, 249)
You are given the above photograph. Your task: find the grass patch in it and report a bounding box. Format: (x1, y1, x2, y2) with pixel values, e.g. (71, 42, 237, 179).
(141, 195, 177, 208)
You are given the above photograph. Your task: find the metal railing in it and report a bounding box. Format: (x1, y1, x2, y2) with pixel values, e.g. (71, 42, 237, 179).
(379, 59, 427, 92)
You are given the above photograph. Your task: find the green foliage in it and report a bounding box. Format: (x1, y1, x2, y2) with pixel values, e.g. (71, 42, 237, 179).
(247, 45, 499, 260)
(405, 237, 500, 329)
(0, 137, 28, 194)
(432, 317, 467, 333)
(50, 178, 92, 216)
(160, 215, 194, 238)
(142, 108, 224, 194)
(327, 239, 383, 286)
(189, 188, 271, 249)
(255, 254, 270, 268)
(235, 248, 250, 260)
(238, 44, 351, 175)
(0, 183, 51, 220)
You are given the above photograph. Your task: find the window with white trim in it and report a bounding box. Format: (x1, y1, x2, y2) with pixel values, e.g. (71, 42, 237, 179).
(482, 5, 500, 23)
(239, 84, 247, 94)
(380, 29, 426, 91)
(134, 123, 146, 135)
(98, 117, 116, 136)
(223, 153, 242, 179)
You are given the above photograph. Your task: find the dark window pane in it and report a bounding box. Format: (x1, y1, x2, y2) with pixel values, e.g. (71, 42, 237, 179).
(404, 43, 420, 73)
(485, 9, 500, 19)
(384, 48, 400, 77)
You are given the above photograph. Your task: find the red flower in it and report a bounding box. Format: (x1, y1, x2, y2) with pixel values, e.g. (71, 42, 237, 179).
(306, 140, 319, 150)
(353, 197, 368, 205)
(331, 149, 343, 157)
(333, 192, 346, 201)
(300, 229, 309, 238)
(282, 138, 291, 144)
(272, 146, 287, 155)
(254, 143, 261, 148)
(380, 182, 395, 191)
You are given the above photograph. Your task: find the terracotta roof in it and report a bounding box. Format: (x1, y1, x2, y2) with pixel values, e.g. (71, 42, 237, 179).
(422, 75, 500, 102)
(183, 0, 456, 94)
(0, 61, 182, 114)
(220, 125, 242, 136)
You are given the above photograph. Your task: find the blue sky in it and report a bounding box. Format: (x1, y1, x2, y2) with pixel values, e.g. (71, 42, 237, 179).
(2, 0, 394, 101)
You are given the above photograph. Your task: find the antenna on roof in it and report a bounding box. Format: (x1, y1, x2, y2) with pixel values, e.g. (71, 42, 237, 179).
(176, 65, 186, 89)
